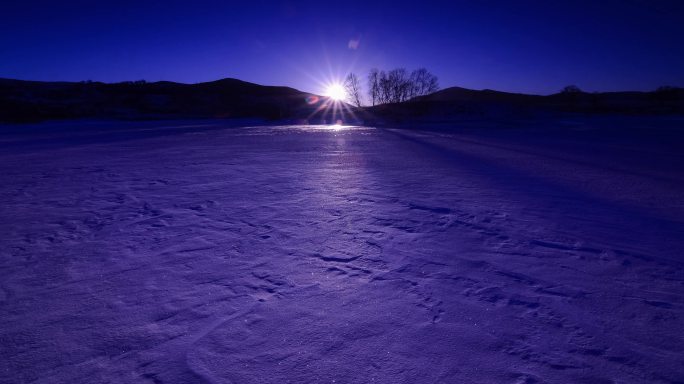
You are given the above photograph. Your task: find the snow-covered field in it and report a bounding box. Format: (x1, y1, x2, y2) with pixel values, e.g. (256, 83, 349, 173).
(1, 119, 683, 383)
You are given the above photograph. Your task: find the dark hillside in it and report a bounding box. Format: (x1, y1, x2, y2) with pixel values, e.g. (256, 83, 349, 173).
(0, 78, 335, 122)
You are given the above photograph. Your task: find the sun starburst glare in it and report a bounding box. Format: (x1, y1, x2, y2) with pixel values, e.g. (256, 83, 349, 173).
(325, 83, 346, 101)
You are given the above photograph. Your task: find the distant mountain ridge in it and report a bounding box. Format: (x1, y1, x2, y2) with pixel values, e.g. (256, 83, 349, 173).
(0, 78, 335, 122)
(418, 85, 684, 101)
(1, 78, 682, 123)
(361, 84, 684, 123)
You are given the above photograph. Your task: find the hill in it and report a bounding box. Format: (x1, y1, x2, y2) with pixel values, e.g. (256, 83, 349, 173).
(360, 86, 684, 124)
(0, 78, 345, 123)
(1, 78, 682, 123)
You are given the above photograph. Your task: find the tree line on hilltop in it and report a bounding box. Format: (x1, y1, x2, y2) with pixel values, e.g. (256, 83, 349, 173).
(343, 68, 440, 107)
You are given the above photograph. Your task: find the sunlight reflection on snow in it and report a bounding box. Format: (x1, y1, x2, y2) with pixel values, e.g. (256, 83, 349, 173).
(235, 125, 371, 136)
(284, 124, 363, 132)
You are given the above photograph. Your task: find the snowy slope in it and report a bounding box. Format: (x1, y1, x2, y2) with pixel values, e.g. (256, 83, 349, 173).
(1, 119, 683, 383)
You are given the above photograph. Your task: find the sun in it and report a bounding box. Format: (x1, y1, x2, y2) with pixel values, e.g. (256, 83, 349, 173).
(325, 83, 346, 101)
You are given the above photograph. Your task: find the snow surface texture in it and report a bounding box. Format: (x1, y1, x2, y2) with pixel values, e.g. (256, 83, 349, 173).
(1, 119, 683, 383)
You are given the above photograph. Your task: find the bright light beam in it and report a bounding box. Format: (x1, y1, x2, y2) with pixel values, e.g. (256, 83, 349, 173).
(325, 83, 346, 101)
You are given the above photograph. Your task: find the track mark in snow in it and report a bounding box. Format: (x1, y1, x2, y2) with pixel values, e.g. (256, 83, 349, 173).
(408, 203, 452, 214)
(312, 253, 362, 263)
(159, 237, 217, 255)
(643, 300, 673, 309)
(531, 239, 602, 254)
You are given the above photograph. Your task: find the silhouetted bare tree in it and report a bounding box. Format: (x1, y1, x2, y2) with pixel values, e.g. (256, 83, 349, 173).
(409, 68, 439, 98)
(388, 68, 410, 102)
(344, 73, 362, 107)
(367, 67, 439, 105)
(378, 70, 391, 104)
(561, 85, 583, 93)
(368, 68, 380, 106)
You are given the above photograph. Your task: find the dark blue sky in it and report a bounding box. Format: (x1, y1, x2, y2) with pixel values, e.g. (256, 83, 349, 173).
(2, 0, 683, 95)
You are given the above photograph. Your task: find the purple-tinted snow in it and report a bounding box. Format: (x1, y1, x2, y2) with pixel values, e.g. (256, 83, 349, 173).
(1, 119, 683, 383)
